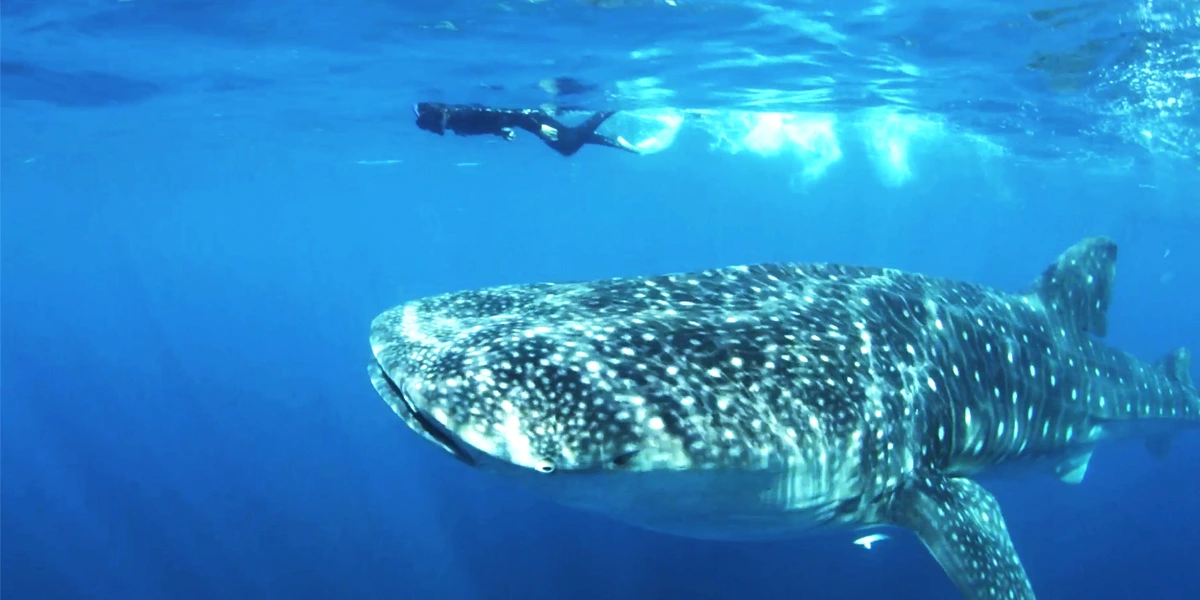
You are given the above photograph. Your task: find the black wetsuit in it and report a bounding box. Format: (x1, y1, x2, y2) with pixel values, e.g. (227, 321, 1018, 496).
(413, 102, 637, 157)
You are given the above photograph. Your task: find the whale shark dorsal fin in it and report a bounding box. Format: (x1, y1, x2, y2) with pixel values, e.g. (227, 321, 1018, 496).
(890, 475, 1035, 600)
(1032, 237, 1118, 337)
(1156, 347, 1193, 387)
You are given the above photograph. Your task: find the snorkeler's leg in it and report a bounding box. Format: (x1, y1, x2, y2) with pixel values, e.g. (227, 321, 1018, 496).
(576, 111, 643, 154)
(522, 110, 638, 156)
(586, 131, 642, 154)
(516, 112, 567, 140)
(551, 111, 641, 156)
(524, 112, 582, 156)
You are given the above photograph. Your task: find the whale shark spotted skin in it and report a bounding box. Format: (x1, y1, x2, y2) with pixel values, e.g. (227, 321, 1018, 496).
(367, 237, 1198, 600)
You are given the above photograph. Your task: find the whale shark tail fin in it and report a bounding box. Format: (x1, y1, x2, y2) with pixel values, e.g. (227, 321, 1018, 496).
(1031, 237, 1117, 337)
(1157, 347, 1194, 389)
(890, 475, 1036, 600)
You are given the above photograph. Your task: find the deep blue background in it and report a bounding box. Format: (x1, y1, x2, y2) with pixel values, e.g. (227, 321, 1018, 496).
(3, 0, 1200, 596)
(3, 115, 1198, 599)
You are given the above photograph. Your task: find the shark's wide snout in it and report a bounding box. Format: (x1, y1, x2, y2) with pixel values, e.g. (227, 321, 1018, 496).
(368, 299, 638, 477)
(369, 357, 566, 474)
(370, 361, 477, 467)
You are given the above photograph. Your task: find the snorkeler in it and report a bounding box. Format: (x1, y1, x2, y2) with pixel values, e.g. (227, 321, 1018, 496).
(413, 102, 641, 157)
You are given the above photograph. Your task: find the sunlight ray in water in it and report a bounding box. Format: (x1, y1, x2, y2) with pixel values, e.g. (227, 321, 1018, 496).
(612, 106, 1008, 188)
(2, 0, 1196, 172)
(703, 110, 843, 183)
(859, 110, 946, 187)
(606, 108, 686, 154)
(3, 3, 1199, 600)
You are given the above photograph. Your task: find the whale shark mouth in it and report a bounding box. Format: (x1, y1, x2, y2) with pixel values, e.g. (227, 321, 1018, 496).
(372, 361, 477, 467)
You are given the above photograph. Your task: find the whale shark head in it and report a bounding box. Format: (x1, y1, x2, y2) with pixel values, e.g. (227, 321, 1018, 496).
(368, 277, 866, 538)
(367, 289, 698, 476)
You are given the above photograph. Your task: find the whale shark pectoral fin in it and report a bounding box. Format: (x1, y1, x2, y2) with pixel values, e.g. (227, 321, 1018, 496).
(1054, 450, 1093, 484)
(890, 475, 1036, 600)
(1031, 237, 1117, 337)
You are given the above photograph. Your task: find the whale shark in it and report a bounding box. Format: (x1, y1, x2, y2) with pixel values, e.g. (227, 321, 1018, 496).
(367, 237, 1197, 600)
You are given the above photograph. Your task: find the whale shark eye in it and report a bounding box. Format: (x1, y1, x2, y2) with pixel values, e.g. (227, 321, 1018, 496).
(534, 460, 556, 474)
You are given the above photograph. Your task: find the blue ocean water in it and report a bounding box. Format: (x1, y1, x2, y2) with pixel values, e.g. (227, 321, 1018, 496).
(2, 1, 1198, 599)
